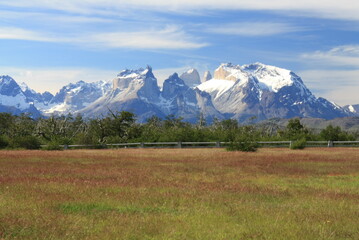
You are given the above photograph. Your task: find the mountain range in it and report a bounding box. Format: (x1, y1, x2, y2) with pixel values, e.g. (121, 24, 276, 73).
(0, 63, 357, 122)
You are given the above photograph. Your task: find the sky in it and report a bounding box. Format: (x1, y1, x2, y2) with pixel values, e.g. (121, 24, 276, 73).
(0, 0, 358, 106)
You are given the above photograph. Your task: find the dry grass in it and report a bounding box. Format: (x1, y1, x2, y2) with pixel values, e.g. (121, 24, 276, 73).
(0, 148, 358, 239)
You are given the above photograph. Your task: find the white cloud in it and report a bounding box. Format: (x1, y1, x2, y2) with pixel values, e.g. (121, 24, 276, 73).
(0, 27, 53, 42)
(299, 70, 359, 105)
(0, 26, 207, 50)
(301, 45, 359, 68)
(299, 45, 359, 105)
(88, 26, 208, 49)
(204, 22, 302, 36)
(1, 0, 359, 21)
(0, 10, 113, 24)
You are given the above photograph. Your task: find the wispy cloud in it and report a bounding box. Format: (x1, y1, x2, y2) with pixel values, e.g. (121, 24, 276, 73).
(1, 0, 359, 21)
(0, 26, 208, 50)
(204, 22, 303, 36)
(88, 26, 208, 49)
(299, 45, 359, 105)
(0, 27, 52, 41)
(299, 69, 359, 105)
(0, 10, 113, 24)
(301, 45, 359, 68)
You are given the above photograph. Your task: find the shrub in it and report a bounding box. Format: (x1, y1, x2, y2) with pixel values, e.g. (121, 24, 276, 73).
(73, 133, 97, 145)
(227, 133, 258, 152)
(0, 135, 9, 149)
(10, 136, 41, 150)
(44, 141, 63, 151)
(290, 138, 307, 150)
(91, 144, 108, 149)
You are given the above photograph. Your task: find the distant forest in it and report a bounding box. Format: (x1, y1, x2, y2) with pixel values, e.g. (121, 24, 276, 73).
(0, 111, 357, 150)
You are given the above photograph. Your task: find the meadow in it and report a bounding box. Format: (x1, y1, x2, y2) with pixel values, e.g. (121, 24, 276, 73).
(0, 148, 358, 239)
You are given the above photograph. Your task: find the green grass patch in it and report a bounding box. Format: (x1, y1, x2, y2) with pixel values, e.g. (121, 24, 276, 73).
(58, 203, 178, 215)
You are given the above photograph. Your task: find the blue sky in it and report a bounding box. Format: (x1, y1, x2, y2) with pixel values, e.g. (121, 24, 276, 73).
(0, 0, 358, 105)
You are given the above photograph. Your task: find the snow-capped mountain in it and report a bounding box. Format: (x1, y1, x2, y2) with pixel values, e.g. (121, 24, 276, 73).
(0, 63, 354, 122)
(80, 67, 221, 122)
(80, 67, 164, 122)
(197, 63, 348, 121)
(40, 80, 111, 115)
(0, 76, 41, 117)
(20, 82, 54, 107)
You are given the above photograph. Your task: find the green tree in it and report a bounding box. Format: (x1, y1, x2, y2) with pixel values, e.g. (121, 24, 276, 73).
(227, 125, 259, 152)
(320, 125, 355, 141)
(282, 118, 309, 140)
(0, 113, 15, 136)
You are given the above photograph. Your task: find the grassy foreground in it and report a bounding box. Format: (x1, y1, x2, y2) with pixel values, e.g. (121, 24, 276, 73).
(0, 148, 358, 239)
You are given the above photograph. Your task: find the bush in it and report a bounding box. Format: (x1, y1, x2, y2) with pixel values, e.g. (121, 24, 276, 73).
(0, 135, 9, 149)
(227, 134, 258, 152)
(290, 138, 306, 150)
(10, 136, 41, 150)
(44, 141, 63, 151)
(91, 144, 108, 149)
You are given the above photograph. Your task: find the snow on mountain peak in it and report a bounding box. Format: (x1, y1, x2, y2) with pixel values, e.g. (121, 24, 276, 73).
(113, 66, 155, 90)
(0, 76, 31, 111)
(242, 62, 296, 92)
(19, 82, 27, 91)
(117, 66, 152, 78)
(214, 63, 251, 83)
(187, 68, 195, 74)
(117, 68, 145, 78)
(347, 105, 357, 113)
(0, 75, 16, 85)
(212, 62, 305, 93)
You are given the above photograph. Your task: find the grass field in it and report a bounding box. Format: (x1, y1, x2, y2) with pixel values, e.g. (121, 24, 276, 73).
(0, 148, 358, 239)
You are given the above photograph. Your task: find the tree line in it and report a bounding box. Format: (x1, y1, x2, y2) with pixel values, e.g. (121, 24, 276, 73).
(0, 111, 357, 150)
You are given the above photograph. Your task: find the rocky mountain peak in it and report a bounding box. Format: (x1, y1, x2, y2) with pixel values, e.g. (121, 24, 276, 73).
(162, 73, 188, 99)
(0, 75, 15, 84)
(180, 68, 201, 87)
(203, 71, 212, 82)
(0, 75, 23, 97)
